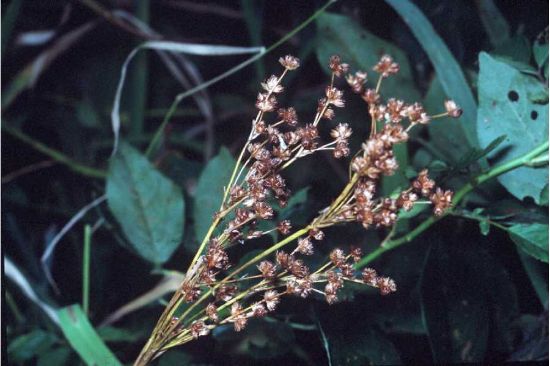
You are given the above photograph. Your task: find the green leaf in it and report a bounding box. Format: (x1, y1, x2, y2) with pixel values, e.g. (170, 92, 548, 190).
(193, 147, 235, 243)
(385, 0, 480, 156)
(533, 36, 549, 69)
(508, 223, 549, 262)
(424, 78, 472, 162)
(516, 248, 548, 308)
(316, 12, 420, 102)
(8, 329, 57, 362)
(57, 305, 122, 366)
(37, 347, 72, 366)
(97, 326, 143, 343)
(540, 183, 549, 206)
(477, 52, 549, 203)
(106, 142, 184, 264)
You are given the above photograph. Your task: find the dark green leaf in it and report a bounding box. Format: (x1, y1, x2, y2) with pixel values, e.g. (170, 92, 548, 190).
(106, 142, 184, 264)
(476, 0, 510, 47)
(8, 329, 57, 362)
(533, 37, 549, 69)
(37, 347, 72, 366)
(385, 0, 480, 156)
(493, 35, 532, 64)
(57, 305, 122, 366)
(477, 52, 549, 203)
(193, 147, 235, 243)
(508, 223, 549, 262)
(97, 326, 144, 343)
(517, 248, 548, 309)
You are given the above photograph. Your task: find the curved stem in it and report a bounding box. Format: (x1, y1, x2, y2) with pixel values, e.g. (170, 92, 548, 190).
(3, 125, 106, 179)
(355, 140, 549, 269)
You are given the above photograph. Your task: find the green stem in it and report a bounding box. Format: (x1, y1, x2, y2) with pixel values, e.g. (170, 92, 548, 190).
(3, 125, 107, 179)
(82, 225, 92, 315)
(355, 140, 549, 268)
(145, 0, 336, 157)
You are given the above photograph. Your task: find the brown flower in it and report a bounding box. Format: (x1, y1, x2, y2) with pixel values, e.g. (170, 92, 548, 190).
(412, 169, 435, 197)
(190, 320, 210, 339)
(256, 93, 277, 112)
(258, 260, 277, 280)
(329, 55, 350, 77)
(278, 107, 299, 126)
(362, 268, 378, 286)
(264, 290, 280, 311)
(297, 237, 314, 255)
(430, 187, 453, 216)
(346, 71, 368, 93)
(377, 277, 397, 295)
(261, 75, 284, 93)
(279, 55, 300, 70)
(206, 303, 218, 322)
(373, 55, 399, 78)
(444, 100, 462, 118)
(277, 220, 292, 235)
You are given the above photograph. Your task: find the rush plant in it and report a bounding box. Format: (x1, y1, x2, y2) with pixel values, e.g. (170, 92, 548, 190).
(134, 53, 461, 365)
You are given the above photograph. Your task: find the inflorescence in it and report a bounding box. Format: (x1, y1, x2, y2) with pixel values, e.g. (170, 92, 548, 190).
(135, 53, 460, 365)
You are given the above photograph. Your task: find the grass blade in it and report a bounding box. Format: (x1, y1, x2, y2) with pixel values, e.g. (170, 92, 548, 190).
(385, 0, 481, 160)
(82, 225, 92, 315)
(4, 257, 59, 325)
(41, 195, 107, 292)
(57, 304, 122, 366)
(1, 0, 22, 55)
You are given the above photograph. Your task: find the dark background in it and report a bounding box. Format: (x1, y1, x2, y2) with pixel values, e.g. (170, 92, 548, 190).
(3, 1, 548, 365)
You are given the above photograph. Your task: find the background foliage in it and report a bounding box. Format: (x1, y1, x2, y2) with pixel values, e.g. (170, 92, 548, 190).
(3, 0, 548, 365)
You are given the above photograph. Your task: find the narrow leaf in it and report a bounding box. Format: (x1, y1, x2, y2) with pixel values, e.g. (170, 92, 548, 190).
(57, 305, 122, 366)
(385, 0, 480, 156)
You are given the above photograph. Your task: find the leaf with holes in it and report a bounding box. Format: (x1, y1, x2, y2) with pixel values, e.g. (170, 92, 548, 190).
(477, 52, 549, 204)
(106, 142, 184, 264)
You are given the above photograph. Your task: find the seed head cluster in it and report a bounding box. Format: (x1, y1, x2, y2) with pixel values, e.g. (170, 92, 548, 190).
(143, 53, 459, 355)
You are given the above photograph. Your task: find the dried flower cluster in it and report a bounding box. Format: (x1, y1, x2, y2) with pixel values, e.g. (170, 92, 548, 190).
(135, 53, 460, 366)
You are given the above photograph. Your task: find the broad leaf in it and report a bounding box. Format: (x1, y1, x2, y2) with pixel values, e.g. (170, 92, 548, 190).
(508, 223, 549, 262)
(106, 142, 184, 264)
(57, 305, 122, 366)
(193, 147, 235, 243)
(477, 52, 549, 204)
